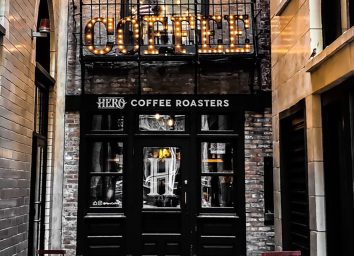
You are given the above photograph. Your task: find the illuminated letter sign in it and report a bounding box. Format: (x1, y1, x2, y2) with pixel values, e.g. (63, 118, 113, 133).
(84, 14, 252, 55)
(117, 17, 140, 54)
(143, 16, 168, 55)
(85, 17, 114, 55)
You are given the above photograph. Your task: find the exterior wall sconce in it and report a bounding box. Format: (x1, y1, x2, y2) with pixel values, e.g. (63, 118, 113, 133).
(32, 18, 50, 39)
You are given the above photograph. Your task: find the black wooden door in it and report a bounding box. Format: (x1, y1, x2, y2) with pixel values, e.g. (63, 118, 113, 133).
(280, 105, 310, 255)
(29, 136, 47, 256)
(77, 110, 245, 256)
(127, 136, 242, 256)
(129, 137, 191, 255)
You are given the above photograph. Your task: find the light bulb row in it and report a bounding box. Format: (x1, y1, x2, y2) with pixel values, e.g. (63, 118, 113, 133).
(85, 17, 115, 55)
(85, 15, 251, 55)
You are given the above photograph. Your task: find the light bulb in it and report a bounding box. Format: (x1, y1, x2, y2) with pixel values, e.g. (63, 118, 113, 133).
(167, 116, 174, 127)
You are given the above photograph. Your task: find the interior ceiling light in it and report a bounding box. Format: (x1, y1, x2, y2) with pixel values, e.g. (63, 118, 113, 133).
(167, 115, 175, 127)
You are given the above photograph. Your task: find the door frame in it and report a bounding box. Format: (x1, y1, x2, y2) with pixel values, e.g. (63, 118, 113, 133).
(128, 136, 191, 255)
(75, 95, 251, 256)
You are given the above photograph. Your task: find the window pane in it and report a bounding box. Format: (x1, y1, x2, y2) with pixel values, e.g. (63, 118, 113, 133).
(201, 176, 234, 208)
(90, 175, 123, 207)
(201, 115, 233, 131)
(35, 87, 45, 134)
(91, 142, 124, 173)
(139, 114, 185, 131)
(91, 114, 124, 130)
(201, 142, 235, 173)
(143, 147, 181, 208)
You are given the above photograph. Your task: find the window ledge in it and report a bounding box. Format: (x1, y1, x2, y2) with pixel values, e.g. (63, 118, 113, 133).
(306, 26, 354, 72)
(273, 0, 292, 17)
(0, 24, 5, 36)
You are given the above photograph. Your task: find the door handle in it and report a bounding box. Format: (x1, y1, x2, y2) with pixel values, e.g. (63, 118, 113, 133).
(184, 180, 188, 205)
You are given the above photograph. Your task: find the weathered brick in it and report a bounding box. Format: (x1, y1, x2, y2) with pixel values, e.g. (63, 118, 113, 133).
(245, 109, 274, 255)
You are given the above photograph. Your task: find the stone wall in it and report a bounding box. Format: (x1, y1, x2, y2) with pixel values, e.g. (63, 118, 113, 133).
(0, 0, 36, 255)
(245, 109, 274, 255)
(270, 0, 326, 253)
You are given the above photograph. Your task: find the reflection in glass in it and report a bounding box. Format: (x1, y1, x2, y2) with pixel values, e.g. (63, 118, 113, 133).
(201, 176, 234, 207)
(201, 142, 234, 173)
(143, 147, 181, 208)
(91, 142, 124, 173)
(90, 176, 123, 207)
(139, 115, 185, 131)
(92, 114, 124, 130)
(201, 115, 232, 131)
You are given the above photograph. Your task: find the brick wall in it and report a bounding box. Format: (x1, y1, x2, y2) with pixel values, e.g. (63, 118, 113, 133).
(245, 109, 274, 255)
(62, 113, 80, 256)
(0, 0, 36, 255)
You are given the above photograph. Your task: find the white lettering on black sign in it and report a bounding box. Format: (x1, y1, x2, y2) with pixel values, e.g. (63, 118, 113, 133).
(97, 97, 127, 109)
(97, 97, 230, 109)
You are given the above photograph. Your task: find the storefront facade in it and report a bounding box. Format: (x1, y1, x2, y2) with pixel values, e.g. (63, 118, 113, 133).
(0, 0, 274, 256)
(60, 0, 274, 255)
(67, 94, 270, 255)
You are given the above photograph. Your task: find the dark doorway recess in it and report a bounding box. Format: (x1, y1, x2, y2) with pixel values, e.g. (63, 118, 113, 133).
(280, 102, 310, 256)
(28, 0, 54, 255)
(75, 95, 253, 256)
(322, 84, 354, 256)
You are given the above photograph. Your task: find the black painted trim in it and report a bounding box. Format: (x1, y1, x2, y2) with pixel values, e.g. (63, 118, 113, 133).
(0, 24, 5, 36)
(35, 62, 55, 87)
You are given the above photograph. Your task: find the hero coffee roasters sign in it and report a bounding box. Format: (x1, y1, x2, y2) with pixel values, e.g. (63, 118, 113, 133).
(96, 97, 230, 110)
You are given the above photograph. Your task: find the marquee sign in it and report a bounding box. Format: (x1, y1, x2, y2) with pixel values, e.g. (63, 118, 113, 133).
(80, 0, 256, 58)
(84, 15, 251, 55)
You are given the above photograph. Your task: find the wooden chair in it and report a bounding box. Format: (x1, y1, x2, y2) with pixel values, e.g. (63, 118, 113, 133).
(262, 251, 301, 256)
(36, 250, 66, 256)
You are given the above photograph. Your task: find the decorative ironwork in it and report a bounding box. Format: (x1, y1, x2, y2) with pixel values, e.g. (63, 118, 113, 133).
(77, 0, 265, 94)
(80, 0, 256, 57)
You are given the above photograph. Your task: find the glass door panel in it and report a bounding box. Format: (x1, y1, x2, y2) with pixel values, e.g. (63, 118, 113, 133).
(89, 140, 124, 209)
(143, 147, 181, 208)
(135, 138, 189, 256)
(200, 141, 237, 209)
